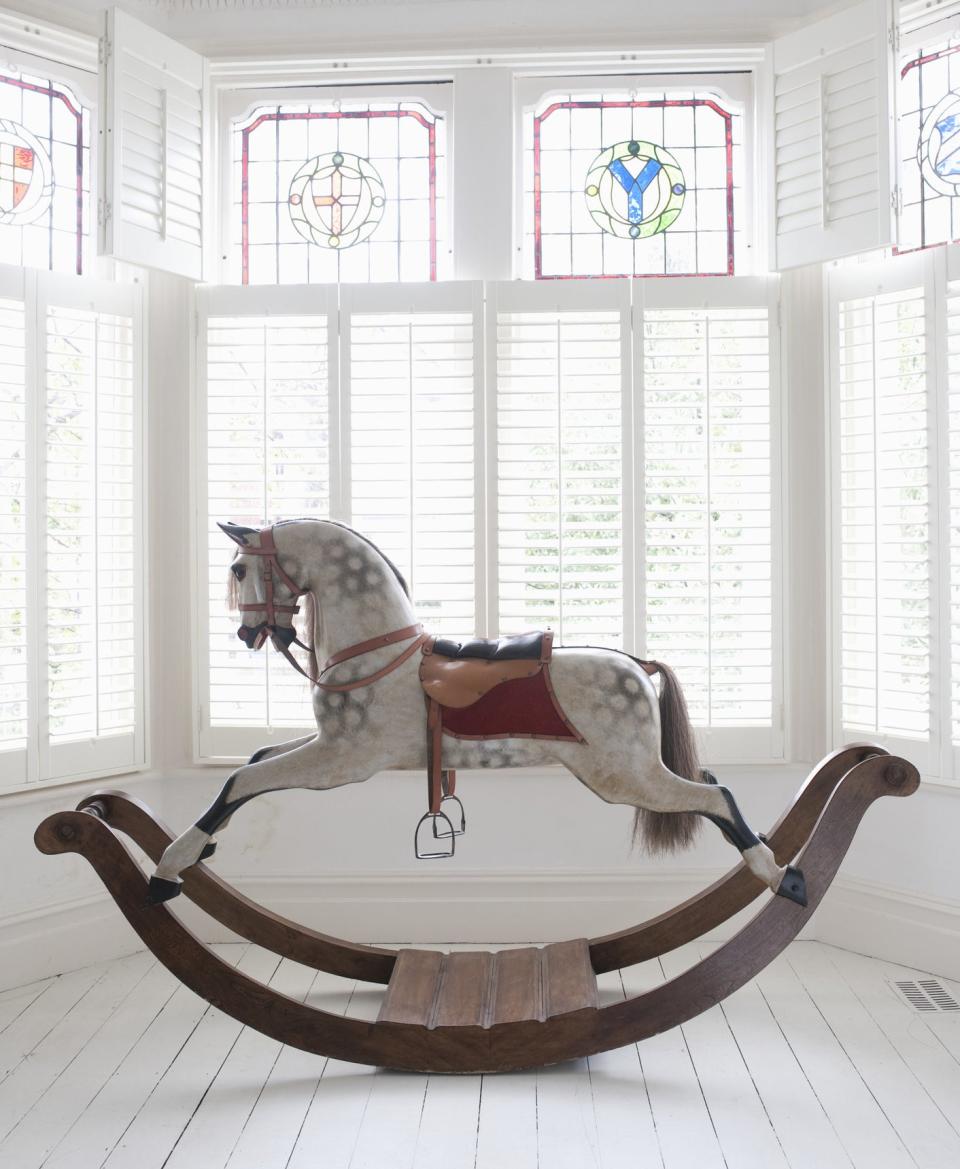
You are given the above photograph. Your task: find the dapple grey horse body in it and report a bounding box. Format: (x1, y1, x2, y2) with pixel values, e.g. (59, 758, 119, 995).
(149, 519, 805, 907)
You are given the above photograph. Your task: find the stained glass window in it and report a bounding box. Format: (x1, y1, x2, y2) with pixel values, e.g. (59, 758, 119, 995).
(233, 98, 446, 284)
(0, 66, 89, 275)
(523, 86, 744, 279)
(899, 39, 960, 252)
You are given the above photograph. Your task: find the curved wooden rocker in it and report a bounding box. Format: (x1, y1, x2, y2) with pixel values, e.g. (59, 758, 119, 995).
(35, 744, 917, 1074)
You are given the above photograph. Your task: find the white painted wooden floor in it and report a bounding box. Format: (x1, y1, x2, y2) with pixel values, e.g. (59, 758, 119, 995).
(1, 940, 958, 1169)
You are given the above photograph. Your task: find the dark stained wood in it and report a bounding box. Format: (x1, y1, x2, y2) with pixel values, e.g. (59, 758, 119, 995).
(431, 952, 495, 1028)
(377, 950, 443, 1025)
(74, 789, 397, 984)
(542, 940, 599, 1017)
(487, 946, 543, 1025)
(588, 742, 890, 974)
(380, 944, 597, 1030)
(34, 749, 919, 1073)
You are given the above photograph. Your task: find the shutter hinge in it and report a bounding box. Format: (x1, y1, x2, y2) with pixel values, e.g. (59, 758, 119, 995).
(97, 197, 112, 227)
(891, 184, 903, 216)
(888, 22, 900, 55)
(98, 34, 111, 65)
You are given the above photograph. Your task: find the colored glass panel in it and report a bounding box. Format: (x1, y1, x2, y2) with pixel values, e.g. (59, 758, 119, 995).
(0, 68, 88, 275)
(524, 89, 743, 279)
(899, 42, 960, 252)
(234, 100, 445, 284)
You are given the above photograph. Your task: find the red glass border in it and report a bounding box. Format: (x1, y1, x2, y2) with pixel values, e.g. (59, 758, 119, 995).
(240, 107, 438, 285)
(0, 73, 84, 275)
(532, 98, 735, 280)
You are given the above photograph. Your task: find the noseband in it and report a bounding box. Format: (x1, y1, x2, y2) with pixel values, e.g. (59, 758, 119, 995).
(236, 526, 309, 651)
(235, 525, 424, 690)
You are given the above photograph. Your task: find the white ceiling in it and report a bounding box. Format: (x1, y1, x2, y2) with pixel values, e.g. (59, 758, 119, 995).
(15, 0, 863, 58)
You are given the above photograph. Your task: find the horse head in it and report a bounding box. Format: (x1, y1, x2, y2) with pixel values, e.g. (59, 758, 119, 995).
(219, 521, 304, 652)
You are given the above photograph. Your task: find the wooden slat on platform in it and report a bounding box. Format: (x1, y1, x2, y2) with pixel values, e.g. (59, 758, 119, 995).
(542, 940, 599, 1017)
(487, 947, 543, 1026)
(376, 950, 443, 1025)
(377, 942, 598, 1030)
(431, 951, 494, 1028)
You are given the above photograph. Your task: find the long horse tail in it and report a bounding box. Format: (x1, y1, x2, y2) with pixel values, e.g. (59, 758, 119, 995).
(633, 659, 705, 854)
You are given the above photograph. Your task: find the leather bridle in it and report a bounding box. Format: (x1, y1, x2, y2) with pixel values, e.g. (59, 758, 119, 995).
(234, 525, 424, 691)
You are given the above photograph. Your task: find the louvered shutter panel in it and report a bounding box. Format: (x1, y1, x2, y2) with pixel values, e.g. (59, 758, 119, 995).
(41, 281, 143, 779)
(200, 291, 335, 758)
(100, 8, 207, 279)
(771, 0, 895, 270)
(492, 284, 629, 647)
(344, 286, 481, 636)
(834, 274, 932, 762)
(0, 286, 27, 787)
(641, 293, 776, 748)
(945, 271, 960, 759)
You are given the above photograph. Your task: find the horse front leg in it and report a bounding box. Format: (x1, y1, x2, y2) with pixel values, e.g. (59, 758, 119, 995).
(147, 737, 372, 903)
(197, 733, 319, 856)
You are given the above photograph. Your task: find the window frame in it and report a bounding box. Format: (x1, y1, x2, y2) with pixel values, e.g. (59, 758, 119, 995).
(0, 43, 98, 278)
(215, 81, 454, 288)
(513, 70, 759, 281)
(895, 8, 960, 255)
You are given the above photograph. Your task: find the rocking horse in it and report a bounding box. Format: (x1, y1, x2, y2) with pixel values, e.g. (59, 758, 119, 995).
(35, 518, 919, 1074)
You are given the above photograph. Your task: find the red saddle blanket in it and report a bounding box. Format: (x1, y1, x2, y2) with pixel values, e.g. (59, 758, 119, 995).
(440, 667, 584, 743)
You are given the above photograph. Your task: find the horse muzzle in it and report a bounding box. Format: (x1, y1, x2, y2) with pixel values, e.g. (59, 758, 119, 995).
(237, 622, 270, 650)
(237, 622, 297, 652)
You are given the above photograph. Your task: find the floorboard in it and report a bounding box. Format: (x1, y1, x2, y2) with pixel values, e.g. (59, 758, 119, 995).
(1, 942, 958, 1169)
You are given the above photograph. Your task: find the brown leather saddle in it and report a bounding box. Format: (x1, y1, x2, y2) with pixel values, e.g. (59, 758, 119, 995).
(415, 631, 565, 858)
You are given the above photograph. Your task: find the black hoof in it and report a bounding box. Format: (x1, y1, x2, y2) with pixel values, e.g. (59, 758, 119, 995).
(776, 865, 807, 907)
(200, 841, 217, 861)
(147, 876, 182, 905)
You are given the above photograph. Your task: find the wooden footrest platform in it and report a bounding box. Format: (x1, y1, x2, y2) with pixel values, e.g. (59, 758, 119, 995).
(377, 940, 599, 1030)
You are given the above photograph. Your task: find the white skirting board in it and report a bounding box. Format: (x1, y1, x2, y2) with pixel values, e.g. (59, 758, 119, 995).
(3, 868, 958, 991)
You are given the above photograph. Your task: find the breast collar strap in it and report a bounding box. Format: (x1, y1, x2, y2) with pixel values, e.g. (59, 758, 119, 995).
(317, 623, 426, 693)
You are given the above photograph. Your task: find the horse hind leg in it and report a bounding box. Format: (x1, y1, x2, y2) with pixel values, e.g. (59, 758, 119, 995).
(634, 766, 807, 907)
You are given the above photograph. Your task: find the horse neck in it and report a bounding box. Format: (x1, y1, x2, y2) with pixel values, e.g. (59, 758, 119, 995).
(277, 522, 417, 664)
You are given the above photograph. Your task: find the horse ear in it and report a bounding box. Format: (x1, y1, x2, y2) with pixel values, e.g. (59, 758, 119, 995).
(218, 521, 257, 547)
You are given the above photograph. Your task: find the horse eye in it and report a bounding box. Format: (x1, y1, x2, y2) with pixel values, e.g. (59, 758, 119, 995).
(231, 564, 246, 581)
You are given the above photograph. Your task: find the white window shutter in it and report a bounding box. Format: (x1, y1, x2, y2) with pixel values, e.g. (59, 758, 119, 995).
(771, 0, 896, 270)
(198, 285, 337, 760)
(831, 258, 933, 769)
(342, 284, 482, 638)
(641, 292, 776, 746)
(490, 281, 631, 648)
(100, 8, 208, 280)
(0, 279, 27, 788)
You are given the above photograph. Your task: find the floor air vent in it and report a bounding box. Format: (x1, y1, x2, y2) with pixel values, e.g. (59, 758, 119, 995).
(894, 979, 960, 1012)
